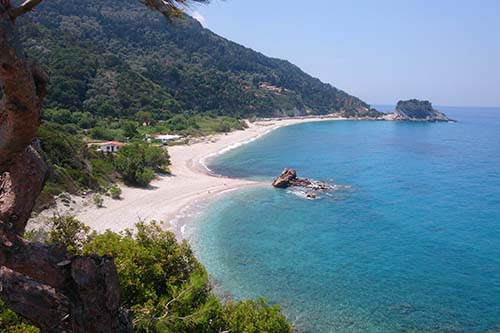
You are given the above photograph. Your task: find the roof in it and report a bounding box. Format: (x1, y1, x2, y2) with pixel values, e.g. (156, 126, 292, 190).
(99, 141, 126, 147)
(152, 134, 183, 140)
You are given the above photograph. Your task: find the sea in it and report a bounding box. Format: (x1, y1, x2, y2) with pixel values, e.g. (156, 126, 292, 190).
(183, 106, 500, 332)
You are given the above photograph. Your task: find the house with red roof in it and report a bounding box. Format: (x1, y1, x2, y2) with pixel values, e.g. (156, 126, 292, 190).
(96, 141, 125, 153)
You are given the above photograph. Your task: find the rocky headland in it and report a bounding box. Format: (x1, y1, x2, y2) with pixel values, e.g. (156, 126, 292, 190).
(384, 99, 454, 122)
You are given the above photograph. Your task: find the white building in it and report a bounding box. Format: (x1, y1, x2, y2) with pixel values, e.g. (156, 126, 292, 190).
(148, 134, 183, 145)
(96, 141, 125, 153)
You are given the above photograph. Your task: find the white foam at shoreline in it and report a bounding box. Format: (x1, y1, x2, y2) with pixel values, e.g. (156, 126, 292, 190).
(169, 186, 247, 240)
(199, 127, 276, 175)
(60, 116, 343, 235)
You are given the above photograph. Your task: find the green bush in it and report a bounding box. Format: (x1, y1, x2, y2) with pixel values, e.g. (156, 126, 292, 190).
(93, 193, 104, 207)
(90, 126, 116, 141)
(47, 215, 91, 253)
(135, 168, 155, 187)
(109, 185, 122, 199)
(144, 146, 170, 172)
(222, 298, 291, 333)
(35, 123, 116, 209)
(114, 143, 169, 187)
(0, 301, 39, 333)
(17, 219, 291, 333)
(82, 222, 291, 333)
(120, 120, 139, 139)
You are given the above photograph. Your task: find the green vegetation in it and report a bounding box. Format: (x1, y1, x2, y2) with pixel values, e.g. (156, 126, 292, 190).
(1, 218, 292, 333)
(48, 215, 91, 253)
(82, 222, 291, 332)
(44, 107, 249, 142)
(1, 0, 386, 330)
(19, 0, 380, 120)
(93, 193, 104, 207)
(109, 185, 122, 199)
(26, 0, 382, 204)
(35, 122, 117, 209)
(0, 301, 39, 333)
(114, 143, 170, 186)
(394, 99, 451, 121)
(34, 122, 171, 210)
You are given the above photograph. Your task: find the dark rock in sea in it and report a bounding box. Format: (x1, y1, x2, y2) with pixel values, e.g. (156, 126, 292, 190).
(384, 99, 454, 122)
(272, 168, 297, 188)
(272, 168, 334, 190)
(306, 192, 317, 199)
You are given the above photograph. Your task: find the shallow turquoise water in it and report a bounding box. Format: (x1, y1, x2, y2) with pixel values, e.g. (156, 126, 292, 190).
(186, 107, 500, 332)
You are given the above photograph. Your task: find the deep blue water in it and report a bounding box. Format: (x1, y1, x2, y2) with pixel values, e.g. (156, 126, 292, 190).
(186, 107, 500, 332)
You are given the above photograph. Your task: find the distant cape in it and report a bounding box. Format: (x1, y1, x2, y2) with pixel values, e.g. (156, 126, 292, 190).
(384, 99, 454, 122)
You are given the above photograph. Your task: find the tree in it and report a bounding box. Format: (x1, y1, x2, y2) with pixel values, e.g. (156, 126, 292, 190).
(120, 120, 139, 139)
(45, 219, 292, 333)
(114, 143, 168, 186)
(0, 0, 208, 332)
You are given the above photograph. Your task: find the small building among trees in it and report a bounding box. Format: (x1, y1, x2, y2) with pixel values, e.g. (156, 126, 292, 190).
(95, 141, 125, 153)
(146, 134, 183, 145)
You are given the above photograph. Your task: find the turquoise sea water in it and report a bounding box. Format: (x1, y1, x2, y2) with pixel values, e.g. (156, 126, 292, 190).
(185, 107, 500, 332)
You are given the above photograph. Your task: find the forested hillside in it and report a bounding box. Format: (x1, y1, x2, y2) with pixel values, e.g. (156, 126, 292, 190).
(18, 0, 380, 119)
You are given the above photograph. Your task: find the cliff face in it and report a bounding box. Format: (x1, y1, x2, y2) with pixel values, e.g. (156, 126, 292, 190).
(385, 100, 452, 122)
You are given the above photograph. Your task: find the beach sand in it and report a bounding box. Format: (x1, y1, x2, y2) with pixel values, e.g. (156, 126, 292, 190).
(31, 116, 343, 234)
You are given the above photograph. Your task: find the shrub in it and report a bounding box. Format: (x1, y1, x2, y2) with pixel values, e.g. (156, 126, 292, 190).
(222, 298, 291, 333)
(144, 146, 170, 171)
(4, 219, 292, 333)
(47, 215, 91, 253)
(0, 301, 39, 333)
(109, 185, 122, 199)
(114, 143, 169, 187)
(135, 168, 155, 187)
(93, 193, 104, 207)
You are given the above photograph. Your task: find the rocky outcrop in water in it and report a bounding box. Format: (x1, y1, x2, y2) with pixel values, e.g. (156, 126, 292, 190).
(272, 168, 334, 190)
(384, 99, 454, 122)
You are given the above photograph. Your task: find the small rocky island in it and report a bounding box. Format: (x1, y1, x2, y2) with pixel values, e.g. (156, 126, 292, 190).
(272, 168, 334, 190)
(384, 99, 454, 122)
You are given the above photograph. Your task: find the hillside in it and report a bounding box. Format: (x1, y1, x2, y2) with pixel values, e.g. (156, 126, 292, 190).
(17, 0, 381, 119)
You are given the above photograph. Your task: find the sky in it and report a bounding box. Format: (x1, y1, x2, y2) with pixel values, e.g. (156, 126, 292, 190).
(189, 0, 500, 107)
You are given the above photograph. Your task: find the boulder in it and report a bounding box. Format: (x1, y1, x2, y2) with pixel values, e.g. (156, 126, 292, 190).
(272, 168, 334, 190)
(272, 168, 297, 188)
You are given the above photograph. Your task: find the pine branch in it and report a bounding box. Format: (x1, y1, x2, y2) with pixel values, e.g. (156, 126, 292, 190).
(8, 0, 44, 19)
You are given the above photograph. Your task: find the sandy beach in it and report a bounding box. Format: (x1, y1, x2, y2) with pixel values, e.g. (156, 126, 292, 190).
(31, 116, 344, 235)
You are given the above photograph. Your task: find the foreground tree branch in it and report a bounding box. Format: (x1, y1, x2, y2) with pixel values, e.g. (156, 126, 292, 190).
(0, 146, 47, 233)
(142, 0, 209, 16)
(0, 266, 72, 332)
(0, 1, 45, 172)
(7, 0, 45, 20)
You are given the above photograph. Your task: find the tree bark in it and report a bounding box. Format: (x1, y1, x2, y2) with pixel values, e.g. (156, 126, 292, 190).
(0, 2, 133, 331)
(0, 266, 72, 332)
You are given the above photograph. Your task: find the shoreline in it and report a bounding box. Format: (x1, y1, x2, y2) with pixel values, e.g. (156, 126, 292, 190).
(30, 116, 346, 236)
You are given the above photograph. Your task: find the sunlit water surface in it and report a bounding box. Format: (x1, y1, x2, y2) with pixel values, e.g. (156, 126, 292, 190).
(185, 107, 500, 332)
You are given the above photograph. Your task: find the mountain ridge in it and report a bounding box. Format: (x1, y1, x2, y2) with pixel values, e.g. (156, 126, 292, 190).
(18, 0, 382, 119)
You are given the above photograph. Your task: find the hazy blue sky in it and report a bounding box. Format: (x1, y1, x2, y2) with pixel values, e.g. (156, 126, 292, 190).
(190, 0, 500, 107)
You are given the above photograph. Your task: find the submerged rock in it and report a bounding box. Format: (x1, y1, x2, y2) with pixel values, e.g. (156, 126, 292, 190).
(384, 99, 454, 122)
(306, 192, 317, 199)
